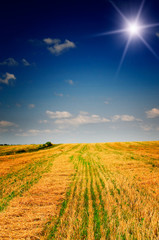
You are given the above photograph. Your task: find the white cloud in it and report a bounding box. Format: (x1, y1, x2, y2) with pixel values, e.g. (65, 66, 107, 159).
(0, 120, 17, 127)
(0, 58, 18, 66)
(43, 129, 52, 133)
(121, 115, 136, 121)
(54, 112, 110, 127)
(112, 114, 140, 122)
(0, 58, 31, 67)
(39, 120, 48, 124)
(156, 33, 159, 38)
(22, 58, 30, 66)
(66, 79, 74, 85)
(28, 129, 40, 134)
(16, 103, 21, 107)
(0, 72, 16, 85)
(140, 124, 152, 131)
(43, 38, 61, 45)
(28, 104, 35, 109)
(112, 115, 121, 122)
(46, 110, 142, 129)
(16, 129, 52, 136)
(104, 101, 109, 104)
(15, 132, 29, 137)
(46, 110, 72, 119)
(54, 92, 64, 97)
(146, 108, 159, 118)
(0, 128, 9, 133)
(79, 111, 89, 115)
(47, 39, 76, 55)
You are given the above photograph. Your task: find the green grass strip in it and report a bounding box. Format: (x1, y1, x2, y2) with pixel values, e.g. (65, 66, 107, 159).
(47, 188, 72, 240)
(96, 181, 110, 239)
(90, 175, 101, 240)
(0, 157, 54, 211)
(0, 145, 76, 212)
(47, 152, 80, 239)
(80, 185, 89, 239)
(79, 159, 89, 239)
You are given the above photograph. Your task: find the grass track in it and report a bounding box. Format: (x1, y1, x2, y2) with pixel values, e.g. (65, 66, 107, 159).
(0, 142, 159, 239)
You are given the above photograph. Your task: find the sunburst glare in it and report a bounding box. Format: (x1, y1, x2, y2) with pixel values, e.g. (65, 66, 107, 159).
(97, 0, 159, 75)
(127, 22, 140, 36)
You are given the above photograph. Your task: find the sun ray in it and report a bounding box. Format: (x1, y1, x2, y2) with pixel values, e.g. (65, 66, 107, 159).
(139, 22, 159, 30)
(94, 0, 159, 75)
(95, 29, 128, 37)
(136, 0, 145, 22)
(109, 1, 130, 25)
(116, 36, 132, 76)
(138, 34, 159, 59)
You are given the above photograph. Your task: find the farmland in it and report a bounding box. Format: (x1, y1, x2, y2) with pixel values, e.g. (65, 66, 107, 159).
(0, 141, 158, 239)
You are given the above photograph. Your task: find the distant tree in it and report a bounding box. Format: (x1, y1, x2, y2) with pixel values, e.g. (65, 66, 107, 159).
(45, 141, 52, 147)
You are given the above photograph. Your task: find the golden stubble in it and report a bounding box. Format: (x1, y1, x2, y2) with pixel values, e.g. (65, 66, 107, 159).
(0, 142, 158, 239)
(0, 144, 76, 239)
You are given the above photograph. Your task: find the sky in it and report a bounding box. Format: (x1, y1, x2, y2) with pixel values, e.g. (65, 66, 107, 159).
(0, 0, 159, 144)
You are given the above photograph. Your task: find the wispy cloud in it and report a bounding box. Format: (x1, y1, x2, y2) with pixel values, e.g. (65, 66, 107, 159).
(0, 58, 18, 66)
(0, 58, 32, 67)
(54, 92, 64, 97)
(112, 114, 141, 122)
(0, 73, 16, 85)
(16, 103, 21, 108)
(43, 38, 61, 45)
(0, 128, 9, 133)
(0, 120, 17, 127)
(46, 110, 72, 119)
(104, 101, 109, 104)
(22, 58, 30, 66)
(156, 33, 159, 38)
(45, 39, 76, 55)
(46, 110, 142, 128)
(28, 129, 41, 135)
(39, 120, 48, 124)
(0, 123, 17, 133)
(54, 112, 110, 127)
(66, 79, 74, 85)
(16, 129, 52, 136)
(140, 124, 152, 131)
(29, 39, 43, 46)
(28, 104, 35, 109)
(146, 108, 159, 118)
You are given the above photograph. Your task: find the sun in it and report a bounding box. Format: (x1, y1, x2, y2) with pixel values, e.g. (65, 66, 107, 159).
(95, 0, 159, 75)
(128, 22, 140, 36)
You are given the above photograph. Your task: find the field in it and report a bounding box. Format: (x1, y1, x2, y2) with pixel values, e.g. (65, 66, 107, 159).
(0, 141, 159, 239)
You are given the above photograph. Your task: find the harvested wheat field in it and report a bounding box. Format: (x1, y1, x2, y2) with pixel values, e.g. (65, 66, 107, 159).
(0, 141, 159, 239)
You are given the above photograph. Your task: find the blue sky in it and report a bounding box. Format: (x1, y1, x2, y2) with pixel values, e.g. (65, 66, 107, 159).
(0, 0, 159, 144)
